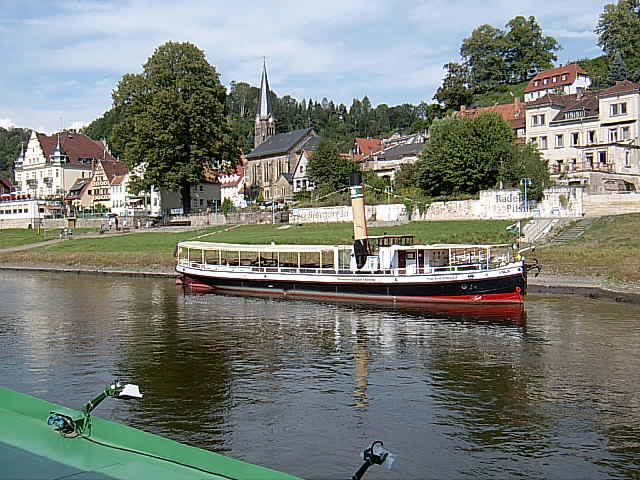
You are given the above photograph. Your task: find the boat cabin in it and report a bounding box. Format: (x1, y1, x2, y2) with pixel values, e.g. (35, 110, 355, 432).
(176, 240, 516, 276)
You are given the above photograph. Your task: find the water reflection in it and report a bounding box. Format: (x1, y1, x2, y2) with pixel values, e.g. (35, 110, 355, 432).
(2, 272, 640, 479)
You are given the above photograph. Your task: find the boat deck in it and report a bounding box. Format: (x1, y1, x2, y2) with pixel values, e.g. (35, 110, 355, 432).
(0, 387, 301, 480)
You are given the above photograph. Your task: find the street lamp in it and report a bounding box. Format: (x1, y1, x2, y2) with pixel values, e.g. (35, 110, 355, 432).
(520, 178, 533, 213)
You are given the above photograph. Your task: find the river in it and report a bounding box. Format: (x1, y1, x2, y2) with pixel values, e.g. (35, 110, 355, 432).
(1, 270, 639, 479)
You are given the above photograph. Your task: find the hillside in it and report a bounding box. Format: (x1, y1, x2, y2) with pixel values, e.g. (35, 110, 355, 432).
(536, 213, 640, 283)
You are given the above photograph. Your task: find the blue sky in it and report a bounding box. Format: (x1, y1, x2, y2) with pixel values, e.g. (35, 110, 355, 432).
(1, 0, 608, 133)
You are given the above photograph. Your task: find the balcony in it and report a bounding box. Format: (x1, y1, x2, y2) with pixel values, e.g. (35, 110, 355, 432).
(552, 162, 615, 174)
(26, 178, 37, 186)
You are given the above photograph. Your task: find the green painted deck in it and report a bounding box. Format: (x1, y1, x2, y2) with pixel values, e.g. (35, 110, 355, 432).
(0, 387, 303, 480)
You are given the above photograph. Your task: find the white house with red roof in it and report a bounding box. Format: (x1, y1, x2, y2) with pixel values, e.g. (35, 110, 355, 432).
(218, 164, 247, 208)
(13, 130, 119, 200)
(524, 64, 592, 102)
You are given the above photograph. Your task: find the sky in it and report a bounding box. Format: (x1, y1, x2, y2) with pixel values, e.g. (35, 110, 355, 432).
(0, 0, 609, 134)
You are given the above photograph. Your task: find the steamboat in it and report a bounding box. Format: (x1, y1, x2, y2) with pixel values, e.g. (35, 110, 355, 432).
(176, 174, 535, 305)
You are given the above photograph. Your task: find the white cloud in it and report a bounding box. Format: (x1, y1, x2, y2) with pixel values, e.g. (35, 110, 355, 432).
(68, 120, 89, 131)
(0, 118, 16, 129)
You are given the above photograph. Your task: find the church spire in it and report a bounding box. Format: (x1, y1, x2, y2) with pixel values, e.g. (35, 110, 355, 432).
(254, 58, 276, 148)
(257, 58, 273, 120)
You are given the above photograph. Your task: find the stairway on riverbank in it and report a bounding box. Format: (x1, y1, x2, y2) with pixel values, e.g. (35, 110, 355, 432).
(548, 217, 596, 244)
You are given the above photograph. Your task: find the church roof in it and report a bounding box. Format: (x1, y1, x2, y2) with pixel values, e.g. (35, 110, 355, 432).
(257, 60, 273, 120)
(245, 128, 315, 159)
(301, 136, 322, 151)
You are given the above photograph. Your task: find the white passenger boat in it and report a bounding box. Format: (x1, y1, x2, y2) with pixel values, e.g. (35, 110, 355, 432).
(176, 175, 535, 305)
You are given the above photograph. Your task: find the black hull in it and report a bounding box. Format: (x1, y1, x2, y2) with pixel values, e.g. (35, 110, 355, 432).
(179, 271, 527, 304)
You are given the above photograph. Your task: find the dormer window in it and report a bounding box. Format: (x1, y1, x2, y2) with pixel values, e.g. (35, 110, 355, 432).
(552, 76, 558, 82)
(534, 80, 539, 87)
(543, 78, 549, 85)
(561, 73, 568, 81)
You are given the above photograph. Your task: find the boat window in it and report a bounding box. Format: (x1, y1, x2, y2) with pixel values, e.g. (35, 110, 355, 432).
(279, 251, 298, 268)
(205, 250, 220, 265)
(190, 249, 203, 263)
(259, 252, 278, 267)
(220, 250, 239, 266)
(299, 251, 321, 269)
(406, 252, 415, 260)
(240, 251, 259, 266)
(321, 250, 335, 269)
(338, 249, 351, 270)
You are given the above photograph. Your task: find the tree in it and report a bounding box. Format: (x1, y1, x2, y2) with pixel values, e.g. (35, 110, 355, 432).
(307, 140, 360, 191)
(416, 113, 515, 195)
(596, 0, 640, 72)
(433, 62, 475, 110)
(608, 50, 630, 84)
(111, 42, 238, 214)
(221, 197, 233, 215)
(499, 143, 550, 201)
(393, 162, 418, 189)
(504, 16, 560, 82)
(461, 24, 509, 92)
(0, 127, 30, 178)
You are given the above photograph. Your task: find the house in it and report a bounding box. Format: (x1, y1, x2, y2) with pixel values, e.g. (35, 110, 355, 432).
(382, 132, 427, 148)
(459, 97, 526, 141)
(524, 64, 592, 102)
(66, 178, 91, 209)
(85, 158, 129, 209)
(110, 172, 151, 217)
(525, 80, 640, 192)
(14, 131, 115, 199)
(361, 143, 427, 181)
(352, 138, 383, 162)
(244, 61, 321, 201)
(218, 164, 247, 209)
(0, 178, 13, 194)
(292, 150, 316, 193)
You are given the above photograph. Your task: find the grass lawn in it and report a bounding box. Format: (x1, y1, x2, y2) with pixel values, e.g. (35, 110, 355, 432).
(536, 213, 640, 283)
(0, 221, 517, 269)
(0, 228, 99, 249)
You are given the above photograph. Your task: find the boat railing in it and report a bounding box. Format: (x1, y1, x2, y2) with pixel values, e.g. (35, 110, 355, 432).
(179, 260, 512, 276)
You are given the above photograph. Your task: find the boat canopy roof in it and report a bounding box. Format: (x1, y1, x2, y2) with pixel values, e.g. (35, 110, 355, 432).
(178, 241, 350, 252)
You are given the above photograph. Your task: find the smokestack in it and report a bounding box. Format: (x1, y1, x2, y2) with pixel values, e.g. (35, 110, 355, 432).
(350, 172, 369, 270)
(350, 172, 367, 241)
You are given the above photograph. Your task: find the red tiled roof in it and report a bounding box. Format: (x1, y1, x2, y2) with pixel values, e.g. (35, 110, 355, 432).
(353, 137, 383, 161)
(111, 174, 126, 186)
(598, 80, 640, 97)
(100, 159, 129, 182)
(459, 101, 526, 129)
(524, 64, 588, 93)
(36, 132, 118, 167)
(525, 93, 576, 108)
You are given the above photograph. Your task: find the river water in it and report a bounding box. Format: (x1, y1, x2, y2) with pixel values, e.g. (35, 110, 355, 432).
(1, 270, 639, 479)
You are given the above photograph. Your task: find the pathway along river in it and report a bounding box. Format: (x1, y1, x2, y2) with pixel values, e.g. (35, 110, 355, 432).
(1, 270, 640, 479)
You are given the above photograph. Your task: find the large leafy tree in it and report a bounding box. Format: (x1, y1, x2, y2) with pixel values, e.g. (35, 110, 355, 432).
(111, 42, 238, 213)
(416, 113, 516, 196)
(433, 62, 475, 110)
(307, 140, 360, 191)
(596, 0, 640, 72)
(461, 24, 509, 92)
(504, 16, 560, 82)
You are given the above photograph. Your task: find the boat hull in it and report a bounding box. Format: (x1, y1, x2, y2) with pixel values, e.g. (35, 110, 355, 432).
(177, 265, 526, 305)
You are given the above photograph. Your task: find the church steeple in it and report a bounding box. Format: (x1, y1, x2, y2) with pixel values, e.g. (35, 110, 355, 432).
(254, 58, 276, 148)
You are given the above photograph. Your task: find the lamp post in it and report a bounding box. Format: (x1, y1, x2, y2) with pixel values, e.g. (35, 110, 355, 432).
(520, 178, 533, 213)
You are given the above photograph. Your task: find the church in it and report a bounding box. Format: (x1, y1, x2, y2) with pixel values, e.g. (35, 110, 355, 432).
(245, 62, 321, 201)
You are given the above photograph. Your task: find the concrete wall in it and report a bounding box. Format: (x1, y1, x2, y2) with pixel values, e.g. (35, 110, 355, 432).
(583, 192, 640, 216)
(290, 187, 584, 224)
(289, 204, 408, 224)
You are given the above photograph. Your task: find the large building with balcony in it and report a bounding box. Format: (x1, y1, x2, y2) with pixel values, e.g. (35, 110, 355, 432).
(13, 131, 119, 200)
(525, 80, 640, 192)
